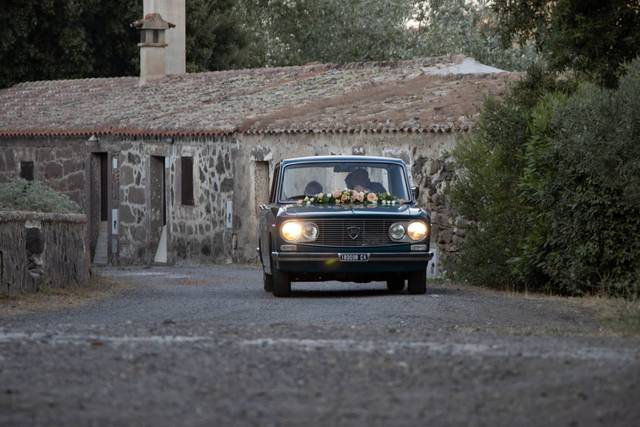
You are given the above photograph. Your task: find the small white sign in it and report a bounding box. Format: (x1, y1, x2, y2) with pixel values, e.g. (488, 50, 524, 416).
(111, 209, 119, 235)
(225, 200, 233, 229)
(427, 247, 439, 278)
(112, 157, 118, 169)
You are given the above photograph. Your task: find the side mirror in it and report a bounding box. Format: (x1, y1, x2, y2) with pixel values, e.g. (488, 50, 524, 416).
(412, 186, 419, 200)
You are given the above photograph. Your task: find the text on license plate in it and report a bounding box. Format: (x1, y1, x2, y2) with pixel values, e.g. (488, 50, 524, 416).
(338, 253, 370, 262)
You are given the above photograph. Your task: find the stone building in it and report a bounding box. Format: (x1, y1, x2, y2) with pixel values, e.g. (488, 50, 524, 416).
(0, 2, 514, 267)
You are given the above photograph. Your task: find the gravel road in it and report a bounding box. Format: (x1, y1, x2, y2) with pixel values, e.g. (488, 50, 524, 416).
(1, 264, 639, 426)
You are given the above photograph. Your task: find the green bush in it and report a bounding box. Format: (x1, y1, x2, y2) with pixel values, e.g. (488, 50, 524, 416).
(448, 98, 531, 289)
(449, 61, 640, 299)
(526, 65, 640, 298)
(0, 179, 81, 214)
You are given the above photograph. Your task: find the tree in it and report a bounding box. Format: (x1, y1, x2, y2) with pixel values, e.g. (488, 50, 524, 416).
(492, 0, 640, 87)
(409, 0, 537, 71)
(0, 0, 253, 88)
(235, 0, 536, 70)
(186, 0, 253, 72)
(0, 0, 141, 88)
(236, 0, 415, 66)
(0, 0, 87, 87)
(82, 0, 141, 77)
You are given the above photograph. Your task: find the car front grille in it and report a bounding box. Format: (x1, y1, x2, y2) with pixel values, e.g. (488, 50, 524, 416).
(310, 219, 399, 247)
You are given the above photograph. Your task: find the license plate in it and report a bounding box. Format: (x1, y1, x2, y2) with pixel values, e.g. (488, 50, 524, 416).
(338, 253, 370, 262)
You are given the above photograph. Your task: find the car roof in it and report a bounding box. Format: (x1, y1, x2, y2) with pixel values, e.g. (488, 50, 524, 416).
(280, 155, 406, 166)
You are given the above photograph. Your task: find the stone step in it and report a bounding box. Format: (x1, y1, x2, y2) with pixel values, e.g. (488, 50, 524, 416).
(93, 221, 109, 265)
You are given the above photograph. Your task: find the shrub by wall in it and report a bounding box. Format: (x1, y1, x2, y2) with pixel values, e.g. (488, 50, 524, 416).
(0, 179, 81, 213)
(0, 180, 88, 295)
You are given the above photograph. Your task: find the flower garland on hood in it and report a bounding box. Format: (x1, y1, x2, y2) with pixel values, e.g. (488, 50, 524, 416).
(299, 189, 403, 206)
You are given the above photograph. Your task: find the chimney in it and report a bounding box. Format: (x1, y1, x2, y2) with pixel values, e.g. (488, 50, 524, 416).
(143, 0, 186, 75)
(132, 13, 175, 83)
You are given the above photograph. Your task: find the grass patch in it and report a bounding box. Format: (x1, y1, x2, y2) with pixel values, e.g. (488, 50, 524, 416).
(588, 298, 640, 336)
(0, 275, 129, 317)
(514, 292, 640, 336)
(442, 280, 640, 336)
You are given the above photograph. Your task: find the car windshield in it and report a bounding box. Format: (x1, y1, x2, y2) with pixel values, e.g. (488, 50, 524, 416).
(279, 162, 410, 202)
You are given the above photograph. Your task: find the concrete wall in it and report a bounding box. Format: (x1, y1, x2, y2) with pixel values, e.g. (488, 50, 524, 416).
(0, 211, 89, 296)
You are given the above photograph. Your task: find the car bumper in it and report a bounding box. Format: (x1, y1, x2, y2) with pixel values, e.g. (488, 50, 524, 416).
(272, 251, 433, 274)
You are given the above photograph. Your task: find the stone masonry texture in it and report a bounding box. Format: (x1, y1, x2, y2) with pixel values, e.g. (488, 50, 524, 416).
(0, 211, 89, 296)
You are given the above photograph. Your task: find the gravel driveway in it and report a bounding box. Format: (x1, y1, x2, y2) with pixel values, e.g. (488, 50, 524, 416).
(1, 265, 639, 426)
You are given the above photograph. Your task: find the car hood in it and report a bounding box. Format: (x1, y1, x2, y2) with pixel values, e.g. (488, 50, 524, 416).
(275, 203, 428, 220)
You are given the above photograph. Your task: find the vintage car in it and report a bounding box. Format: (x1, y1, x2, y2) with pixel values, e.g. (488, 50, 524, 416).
(258, 155, 433, 297)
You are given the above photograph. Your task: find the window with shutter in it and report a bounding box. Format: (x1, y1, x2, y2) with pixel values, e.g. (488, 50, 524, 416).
(181, 157, 194, 205)
(20, 161, 34, 181)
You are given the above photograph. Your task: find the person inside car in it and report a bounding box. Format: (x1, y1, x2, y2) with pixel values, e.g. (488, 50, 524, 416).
(345, 168, 386, 193)
(304, 180, 323, 196)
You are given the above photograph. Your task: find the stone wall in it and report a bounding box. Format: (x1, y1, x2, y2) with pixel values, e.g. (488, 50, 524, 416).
(0, 136, 236, 266)
(167, 138, 235, 264)
(0, 138, 88, 208)
(0, 132, 463, 269)
(0, 211, 89, 296)
(102, 136, 235, 265)
(412, 152, 464, 271)
(232, 132, 460, 266)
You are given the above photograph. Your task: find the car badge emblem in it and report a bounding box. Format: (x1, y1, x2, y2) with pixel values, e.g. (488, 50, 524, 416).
(347, 226, 360, 240)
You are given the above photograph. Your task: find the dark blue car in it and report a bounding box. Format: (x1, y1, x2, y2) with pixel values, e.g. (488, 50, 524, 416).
(258, 156, 433, 297)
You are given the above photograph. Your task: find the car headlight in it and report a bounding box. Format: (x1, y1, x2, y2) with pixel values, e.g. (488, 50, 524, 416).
(407, 221, 428, 241)
(280, 221, 319, 242)
(281, 221, 303, 242)
(389, 223, 406, 241)
(302, 222, 319, 241)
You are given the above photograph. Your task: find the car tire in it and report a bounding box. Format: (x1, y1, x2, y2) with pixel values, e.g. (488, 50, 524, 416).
(272, 270, 291, 297)
(386, 279, 405, 293)
(263, 272, 274, 292)
(407, 268, 427, 295)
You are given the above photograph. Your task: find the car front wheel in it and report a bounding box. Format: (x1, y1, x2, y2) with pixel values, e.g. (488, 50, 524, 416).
(263, 272, 274, 292)
(407, 268, 426, 295)
(272, 270, 291, 297)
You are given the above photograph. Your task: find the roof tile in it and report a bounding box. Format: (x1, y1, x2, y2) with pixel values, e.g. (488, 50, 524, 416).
(0, 55, 515, 138)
